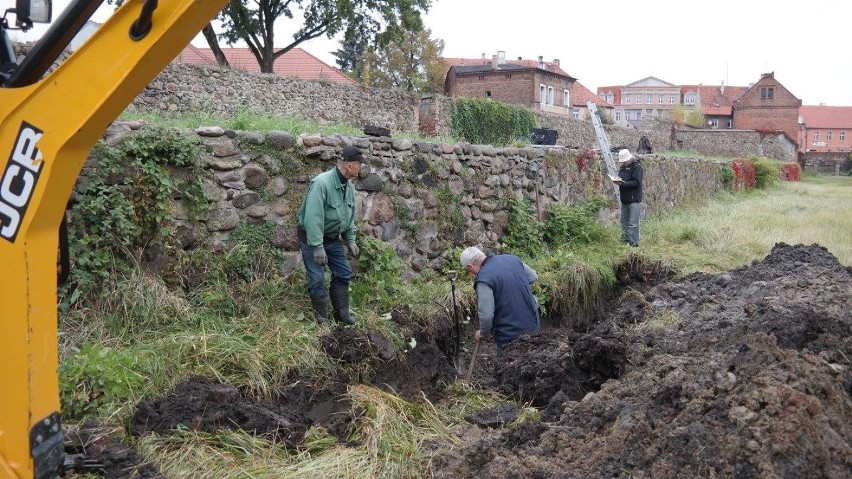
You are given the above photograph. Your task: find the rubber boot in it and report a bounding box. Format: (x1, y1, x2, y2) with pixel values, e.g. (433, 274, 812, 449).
(310, 295, 330, 329)
(330, 286, 355, 325)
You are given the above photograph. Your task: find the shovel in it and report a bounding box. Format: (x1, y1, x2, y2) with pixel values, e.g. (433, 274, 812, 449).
(464, 339, 481, 382)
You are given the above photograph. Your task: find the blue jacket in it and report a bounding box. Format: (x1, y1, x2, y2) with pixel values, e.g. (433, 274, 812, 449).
(475, 254, 540, 346)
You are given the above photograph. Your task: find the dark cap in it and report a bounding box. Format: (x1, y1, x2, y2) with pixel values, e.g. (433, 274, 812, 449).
(340, 146, 364, 162)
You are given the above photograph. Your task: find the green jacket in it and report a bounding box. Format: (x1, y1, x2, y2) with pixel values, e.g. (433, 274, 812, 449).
(297, 167, 357, 247)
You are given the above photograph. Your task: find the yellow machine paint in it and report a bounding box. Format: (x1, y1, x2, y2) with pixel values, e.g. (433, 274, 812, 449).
(0, 1, 227, 477)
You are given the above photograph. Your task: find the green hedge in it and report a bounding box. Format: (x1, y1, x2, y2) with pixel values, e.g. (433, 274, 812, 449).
(451, 97, 535, 146)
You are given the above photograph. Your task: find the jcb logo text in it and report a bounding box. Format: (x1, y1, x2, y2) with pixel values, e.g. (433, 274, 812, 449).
(0, 122, 44, 243)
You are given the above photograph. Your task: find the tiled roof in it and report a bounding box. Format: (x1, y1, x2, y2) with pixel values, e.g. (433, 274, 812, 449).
(442, 56, 575, 79)
(176, 46, 358, 85)
(680, 84, 749, 116)
(799, 105, 852, 128)
(596, 86, 621, 105)
(573, 82, 612, 108)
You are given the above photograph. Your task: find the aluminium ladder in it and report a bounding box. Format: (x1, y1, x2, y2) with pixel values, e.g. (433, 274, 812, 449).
(587, 101, 621, 200)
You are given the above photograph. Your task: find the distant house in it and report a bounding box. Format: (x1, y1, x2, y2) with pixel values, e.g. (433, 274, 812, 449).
(598, 77, 682, 128)
(798, 105, 852, 152)
(572, 81, 613, 121)
(680, 84, 748, 129)
(176, 46, 358, 86)
(733, 72, 801, 147)
(443, 51, 577, 116)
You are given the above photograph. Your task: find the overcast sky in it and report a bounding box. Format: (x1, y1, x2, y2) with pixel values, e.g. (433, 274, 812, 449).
(15, 0, 852, 106)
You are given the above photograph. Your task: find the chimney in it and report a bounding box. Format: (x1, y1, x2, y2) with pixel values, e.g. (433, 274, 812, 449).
(497, 50, 505, 65)
(491, 55, 498, 69)
(481, 52, 486, 60)
(538, 55, 544, 69)
(553, 59, 560, 67)
(518, 56, 522, 61)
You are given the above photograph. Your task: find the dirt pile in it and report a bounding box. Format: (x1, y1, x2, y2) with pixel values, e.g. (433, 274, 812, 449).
(433, 243, 852, 478)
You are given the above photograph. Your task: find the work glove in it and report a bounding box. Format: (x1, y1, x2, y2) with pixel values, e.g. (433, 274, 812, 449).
(347, 241, 360, 258)
(312, 246, 328, 265)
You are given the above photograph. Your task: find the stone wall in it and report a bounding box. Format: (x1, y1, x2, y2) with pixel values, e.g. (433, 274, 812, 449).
(100, 123, 725, 273)
(674, 129, 798, 161)
(131, 64, 422, 134)
(132, 64, 795, 162)
(799, 152, 852, 174)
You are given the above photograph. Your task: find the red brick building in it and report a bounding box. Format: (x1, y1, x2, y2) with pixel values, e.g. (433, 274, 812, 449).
(733, 72, 801, 146)
(444, 52, 576, 115)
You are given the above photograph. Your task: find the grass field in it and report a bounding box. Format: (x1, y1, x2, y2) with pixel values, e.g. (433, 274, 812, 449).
(641, 174, 851, 272)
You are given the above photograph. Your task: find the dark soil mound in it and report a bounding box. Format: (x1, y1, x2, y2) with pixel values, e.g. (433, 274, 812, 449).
(66, 420, 164, 479)
(131, 376, 309, 447)
(432, 243, 852, 478)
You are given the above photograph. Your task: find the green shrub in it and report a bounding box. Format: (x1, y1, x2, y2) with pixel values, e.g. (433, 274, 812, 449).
(351, 235, 406, 307)
(750, 156, 781, 189)
(501, 196, 543, 258)
(720, 163, 735, 187)
(60, 344, 143, 419)
(451, 97, 535, 146)
(543, 196, 609, 246)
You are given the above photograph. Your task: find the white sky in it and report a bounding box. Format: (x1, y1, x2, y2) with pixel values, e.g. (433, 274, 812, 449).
(13, 0, 852, 106)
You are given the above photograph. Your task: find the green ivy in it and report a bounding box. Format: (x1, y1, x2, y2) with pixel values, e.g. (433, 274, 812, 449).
(451, 97, 535, 146)
(66, 126, 209, 293)
(720, 163, 735, 187)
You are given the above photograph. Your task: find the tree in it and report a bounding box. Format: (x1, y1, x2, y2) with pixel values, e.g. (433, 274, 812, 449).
(358, 27, 444, 93)
(218, 0, 431, 74)
(333, 32, 368, 78)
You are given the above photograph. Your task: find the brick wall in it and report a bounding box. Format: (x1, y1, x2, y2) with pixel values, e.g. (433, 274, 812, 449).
(733, 73, 801, 148)
(448, 70, 538, 107)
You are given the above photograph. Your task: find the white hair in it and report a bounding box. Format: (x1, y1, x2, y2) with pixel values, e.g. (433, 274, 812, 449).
(460, 246, 486, 268)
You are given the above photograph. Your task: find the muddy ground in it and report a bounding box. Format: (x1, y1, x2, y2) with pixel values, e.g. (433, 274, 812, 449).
(71, 243, 851, 478)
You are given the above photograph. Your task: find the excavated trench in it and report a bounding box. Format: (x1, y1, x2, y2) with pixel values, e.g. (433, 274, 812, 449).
(66, 243, 851, 478)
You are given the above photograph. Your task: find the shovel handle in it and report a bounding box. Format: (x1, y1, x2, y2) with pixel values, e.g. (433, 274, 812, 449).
(465, 340, 481, 382)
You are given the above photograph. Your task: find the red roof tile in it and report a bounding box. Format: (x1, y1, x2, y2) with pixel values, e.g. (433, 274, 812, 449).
(799, 105, 852, 129)
(681, 84, 748, 116)
(176, 46, 358, 86)
(573, 82, 612, 108)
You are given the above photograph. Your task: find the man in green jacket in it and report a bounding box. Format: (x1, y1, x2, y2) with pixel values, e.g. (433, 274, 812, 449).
(297, 145, 364, 327)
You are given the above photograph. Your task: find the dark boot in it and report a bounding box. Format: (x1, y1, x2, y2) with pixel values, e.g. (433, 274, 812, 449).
(330, 286, 355, 325)
(310, 295, 329, 328)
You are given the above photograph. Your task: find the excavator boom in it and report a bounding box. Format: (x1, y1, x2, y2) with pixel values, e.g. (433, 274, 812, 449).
(0, 1, 226, 477)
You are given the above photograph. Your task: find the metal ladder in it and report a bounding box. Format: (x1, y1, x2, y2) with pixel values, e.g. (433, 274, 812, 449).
(587, 101, 621, 199)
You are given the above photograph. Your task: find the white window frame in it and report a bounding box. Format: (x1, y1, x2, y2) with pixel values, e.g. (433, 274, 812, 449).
(625, 96, 632, 104)
(615, 111, 622, 122)
(827, 131, 833, 141)
(563, 89, 570, 108)
(658, 95, 664, 104)
(840, 131, 846, 142)
(547, 86, 554, 105)
(813, 132, 820, 142)
(669, 95, 676, 104)
(647, 94, 653, 104)
(572, 109, 579, 119)
(708, 118, 719, 128)
(540, 84, 546, 104)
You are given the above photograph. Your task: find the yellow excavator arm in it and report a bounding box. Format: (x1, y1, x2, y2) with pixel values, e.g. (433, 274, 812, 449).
(0, 1, 226, 477)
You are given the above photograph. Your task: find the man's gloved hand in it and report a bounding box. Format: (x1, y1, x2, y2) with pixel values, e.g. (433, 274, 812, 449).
(347, 241, 360, 258)
(312, 246, 328, 265)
